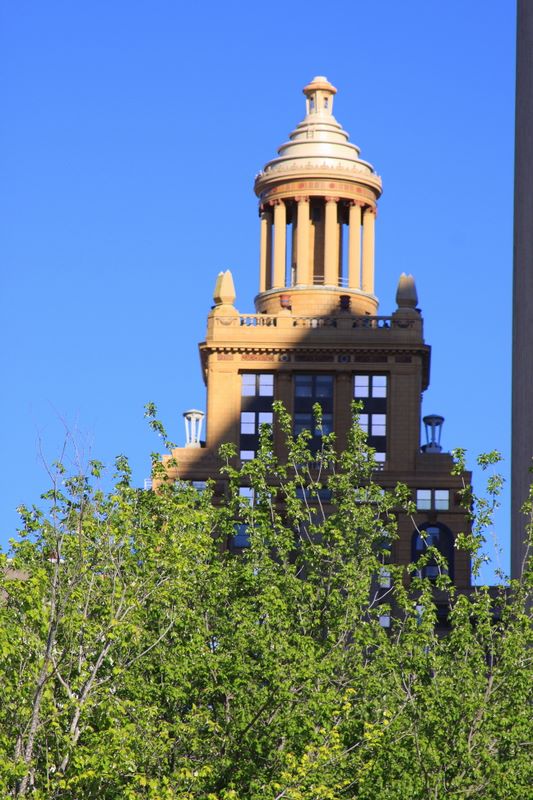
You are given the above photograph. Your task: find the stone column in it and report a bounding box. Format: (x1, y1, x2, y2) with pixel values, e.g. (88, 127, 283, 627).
(206, 356, 240, 449)
(295, 196, 310, 285)
(324, 197, 339, 285)
(348, 201, 362, 289)
(272, 200, 287, 289)
(362, 206, 375, 294)
(258, 208, 272, 292)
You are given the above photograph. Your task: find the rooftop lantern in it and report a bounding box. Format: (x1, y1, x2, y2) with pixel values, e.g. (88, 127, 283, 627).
(183, 409, 205, 448)
(422, 414, 444, 453)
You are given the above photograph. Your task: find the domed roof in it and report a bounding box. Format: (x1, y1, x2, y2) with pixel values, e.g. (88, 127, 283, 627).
(256, 76, 380, 185)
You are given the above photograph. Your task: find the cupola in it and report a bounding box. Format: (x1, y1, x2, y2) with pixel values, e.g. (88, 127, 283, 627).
(254, 77, 382, 316)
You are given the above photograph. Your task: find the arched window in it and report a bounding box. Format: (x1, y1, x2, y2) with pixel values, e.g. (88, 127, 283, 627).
(411, 523, 454, 581)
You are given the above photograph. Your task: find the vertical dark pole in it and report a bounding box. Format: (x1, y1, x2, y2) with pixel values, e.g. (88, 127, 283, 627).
(512, 0, 533, 578)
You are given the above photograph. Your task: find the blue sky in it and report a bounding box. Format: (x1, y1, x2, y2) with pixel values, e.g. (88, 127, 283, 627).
(1, 2, 515, 582)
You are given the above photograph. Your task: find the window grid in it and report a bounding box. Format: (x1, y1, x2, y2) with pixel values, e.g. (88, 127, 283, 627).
(240, 411, 273, 436)
(416, 489, 450, 511)
(241, 373, 274, 397)
(293, 374, 334, 453)
(240, 373, 275, 461)
(354, 374, 387, 398)
(354, 374, 387, 464)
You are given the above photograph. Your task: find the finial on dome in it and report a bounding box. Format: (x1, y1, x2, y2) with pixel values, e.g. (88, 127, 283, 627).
(303, 75, 337, 116)
(396, 273, 418, 309)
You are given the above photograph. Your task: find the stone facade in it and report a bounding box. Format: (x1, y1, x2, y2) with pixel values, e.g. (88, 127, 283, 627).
(161, 77, 471, 591)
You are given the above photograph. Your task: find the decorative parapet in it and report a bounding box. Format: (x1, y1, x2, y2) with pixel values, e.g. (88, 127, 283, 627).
(292, 315, 419, 330)
(211, 313, 421, 331)
(204, 313, 425, 352)
(238, 314, 278, 327)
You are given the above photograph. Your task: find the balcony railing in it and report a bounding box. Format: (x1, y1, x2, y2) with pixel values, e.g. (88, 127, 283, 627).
(238, 314, 278, 327)
(212, 314, 420, 331)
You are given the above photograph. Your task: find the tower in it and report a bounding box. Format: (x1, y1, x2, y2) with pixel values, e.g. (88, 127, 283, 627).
(163, 77, 471, 591)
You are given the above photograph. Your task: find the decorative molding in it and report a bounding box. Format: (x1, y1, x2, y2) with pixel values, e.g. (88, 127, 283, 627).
(260, 180, 377, 203)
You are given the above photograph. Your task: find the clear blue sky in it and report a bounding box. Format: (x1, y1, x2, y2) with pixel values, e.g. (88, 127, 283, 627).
(1, 2, 515, 582)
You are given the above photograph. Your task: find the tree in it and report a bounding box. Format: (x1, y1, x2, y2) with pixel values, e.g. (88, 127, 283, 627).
(0, 405, 531, 799)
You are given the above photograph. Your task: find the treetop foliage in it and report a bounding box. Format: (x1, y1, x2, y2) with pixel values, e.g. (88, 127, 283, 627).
(0, 404, 531, 798)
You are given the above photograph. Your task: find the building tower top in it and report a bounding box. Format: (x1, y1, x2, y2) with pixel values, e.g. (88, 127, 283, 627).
(256, 76, 379, 185)
(254, 77, 383, 317)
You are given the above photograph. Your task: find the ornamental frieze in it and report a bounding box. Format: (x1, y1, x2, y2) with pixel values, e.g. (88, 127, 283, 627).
(259, 180, 376, 204)
(241, 353, 275, 361)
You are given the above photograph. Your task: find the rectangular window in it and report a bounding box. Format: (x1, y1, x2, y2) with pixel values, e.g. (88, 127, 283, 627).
(295, 486, 332, 502)
(259, 374, 274, 396)
(371, 414, 386, 436)
(434, 490, 450, 510)
(239, 487, 254, 505)
(294, 413, 310, 436)
(241, 373, 274, 397)
(378, 568, 391, 588)
(379, 612, 391, 628)
(354, 374, 388, 463)
(242, 374, 257, 396)
(354, 374, 387, 398)
(316, 375, 333, 398)
(240, 373, 275, 460)
(295, 375, 313, 397)
(354, 375, 370, 398)
(232, 523, 251, 549)
(293, 374, 334, 453)
(416, 489, 450, 511)
(240, 411, 273, 435)
(373, 375, 387, 397)
(416, 489, 432, 510)
(241, 412, 256, 435)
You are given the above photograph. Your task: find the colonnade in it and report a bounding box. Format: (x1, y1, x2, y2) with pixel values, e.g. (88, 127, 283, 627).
(258, 196, 376, 295)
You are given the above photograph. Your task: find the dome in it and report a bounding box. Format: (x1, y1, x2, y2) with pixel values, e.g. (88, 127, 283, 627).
(255, 76, 381, 191)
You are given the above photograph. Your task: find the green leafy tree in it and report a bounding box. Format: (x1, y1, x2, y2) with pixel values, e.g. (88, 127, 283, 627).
(0, 405, 531, 799)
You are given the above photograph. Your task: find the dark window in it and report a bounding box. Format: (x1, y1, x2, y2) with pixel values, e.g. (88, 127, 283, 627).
(411, 523, 454, 581)
(231, 523, 251, 549)
(294, 374, 334, 453)
(295, 486, 332, 502)
(354, 374, 387, 464)
(240, 374, 274, 460)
